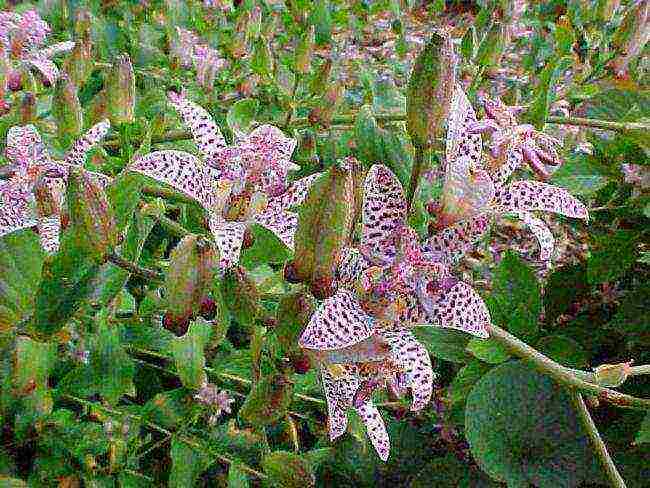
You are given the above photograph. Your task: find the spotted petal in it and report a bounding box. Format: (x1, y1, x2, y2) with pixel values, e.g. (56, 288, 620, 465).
(446, 86, 483, 171)
(355, 401, 390, 461)
(424, 214, 490, 263)
(40, 41, 75, 58)
(321, 366, 359, 441)
(253, 206, 297, 250)
(299, 289, 375, 350)
(130, 150, 216, 209)
(245, 124, 297, 163)
(65, 120, 111, 167)
(277, 173, 324, 210)
(439, 156, 495, 225)
(424, 282, 490, 338)
(516, 211, 554, 261)
(37, 216, 61, 254)
(492, 145, 524, 188)
(208, 216, 246, 268)
(168, 91, 226, 160)
(336, 247, 370, 290)
(24, 54, 60, 85)
(495, 180, 588, 219)
(5, 125, 51, 169)
(381, 328, 433, 412)
(0, 187, 37, 238)
(361, 164, 407, 265)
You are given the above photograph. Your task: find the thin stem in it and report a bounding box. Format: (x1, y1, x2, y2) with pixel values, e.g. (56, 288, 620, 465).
(406, 147, 426, 214)
(61, 394, 268, 480)
(153, 214, 191, 238)
(570, 391, 627, 488)
(547, 115, 649, 133)
(106, 252, 161, 281)
(486, 323, 650, 410)
(630, 365, 650, 376)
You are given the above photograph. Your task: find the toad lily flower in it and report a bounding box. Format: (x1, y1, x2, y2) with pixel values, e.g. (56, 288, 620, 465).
(0, 120, 111, 253)
(130, 92, 321, 268)
(429, 87, 588, 262)
(0, 9, 74, 87)
(298, 164, 490, 461)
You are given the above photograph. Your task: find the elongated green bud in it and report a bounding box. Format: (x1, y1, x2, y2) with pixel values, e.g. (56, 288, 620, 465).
(67, 167, 118, 260)
(52, 74, 83, 144)
(251, 37, 274, 80)
(294, 26, 315, 74)
(105, 54, 136, 124)
(163, 235, 217, 330)
(65, 9, 94, 87)
(292, 163, 354, 298)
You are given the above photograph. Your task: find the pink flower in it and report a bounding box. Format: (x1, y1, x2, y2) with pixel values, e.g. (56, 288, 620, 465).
(194, 382, 235, 418)
(129, 92, 321, 268)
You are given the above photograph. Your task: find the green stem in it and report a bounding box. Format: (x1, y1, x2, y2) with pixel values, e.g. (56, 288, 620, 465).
(153, 214, 192, 238)
(61, 394, 268, 480)
(142, 186, 196, 206)
(486, 323, 650, 410)
(406, 146, 427, 214)
(570, 391, 627, 488)
(546, 115, 649, 133)
(106, 252, 161, 281)
(630, 365, 650, 376)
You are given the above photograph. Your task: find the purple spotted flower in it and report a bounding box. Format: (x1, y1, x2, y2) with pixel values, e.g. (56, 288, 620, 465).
(298, 164, 491, 461)
(194, 381, 235, 423)
(0, 9, 74, 87)
(130, 92, 321, 269)
(0, 120, 111, 253)
(430, 87, 588, 262)
(169, 28, 227, 91)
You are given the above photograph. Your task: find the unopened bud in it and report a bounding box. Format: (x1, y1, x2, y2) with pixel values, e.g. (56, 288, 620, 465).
(593, 361, 633, 387)
(294, 26, 315, 74)
(67, 167, 118, 260)
(20, 92, 36, 123)
(251, 37, 274, 79)
(52, 74, 83, 142)
(7, 69, 22, 92)
(105, 54, 135, 124)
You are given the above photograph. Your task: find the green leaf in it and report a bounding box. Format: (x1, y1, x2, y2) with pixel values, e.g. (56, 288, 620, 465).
(411, 452, 500, 487)
(0, 230, 44, 328)
(86, 312, 135, 405)
(543, 263, 589, 326)
(466, 338, 510, 364)
(587, 230, 638, 284)
(221, 267, 261, 329)
(239, 373, 293, 427)
(635, 412, 650, 444)
(226, 98, 259, 135)
(240, 224, 291, 268)
(262, 451, 315, 488)
(142, 389, 197, 431)
(169, 436, 210, 488)
(448, 359, 492, 405)
(406, 32, 456, 150)
(170, 318, 212, 389)
(550, 154, 609, 197)
(536, 335, 588, 368)
(353, 106, 413, 187)
(526, 55, 573, 128)
(466, 361, 595, 486)
(607, 281, 650, 341)
(488, 251, 541, 339)
(275, 290, 317, 356)
(412, 327, 473, 363)
(107, 172, 144, 234)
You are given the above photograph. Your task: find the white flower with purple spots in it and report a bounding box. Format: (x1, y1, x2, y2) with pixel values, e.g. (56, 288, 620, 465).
(0, 9, 74, 88)
(129, 92, 321, 269)
(0, 120, 111, 253)
(298, 164, 491, 461)
(429, 87, 588, 262)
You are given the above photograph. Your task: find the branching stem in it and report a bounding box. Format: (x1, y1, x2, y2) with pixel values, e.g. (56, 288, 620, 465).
(106, 252, 161, 281)
(570, 391, 627, 488)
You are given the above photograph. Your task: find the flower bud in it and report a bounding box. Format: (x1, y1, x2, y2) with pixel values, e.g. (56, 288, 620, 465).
(104, 54, 136, 124)
(7, 69, 23, 92)
(20, 92, 36, 123)
(294, 26, 315, 74)
(163, 235, 218, 329)
(593, 361, 633, 388)
(67, 167, 118, 260)
(65, 9, 94, 87)
(52, 73, 83, 142)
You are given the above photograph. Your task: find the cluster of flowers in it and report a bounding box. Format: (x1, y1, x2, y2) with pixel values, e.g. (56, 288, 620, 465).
(170, 28, 228, 91)
(0, 82, 588, 458)
(0, 9, 73, 98)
